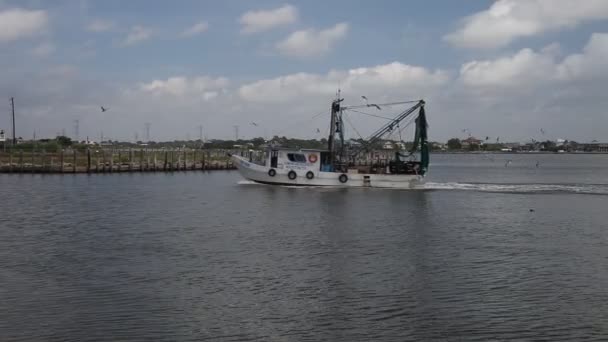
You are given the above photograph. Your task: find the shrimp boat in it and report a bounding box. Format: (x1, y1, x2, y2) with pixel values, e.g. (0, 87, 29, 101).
(232, 96, 429, 188)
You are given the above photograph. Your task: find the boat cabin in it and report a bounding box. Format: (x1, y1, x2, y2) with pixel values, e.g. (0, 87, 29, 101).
(260, 146, 421, 175)
(262, 147, 328, 172)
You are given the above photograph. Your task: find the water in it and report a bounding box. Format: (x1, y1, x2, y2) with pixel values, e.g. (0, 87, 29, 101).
(1, 153, 608, 341)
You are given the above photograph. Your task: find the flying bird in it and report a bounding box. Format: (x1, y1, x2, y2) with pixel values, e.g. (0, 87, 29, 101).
(250, 122, 258, 126)
(361, 95, 368, 104)
(370, 104, 382, 110)
(540, 128, 545, 135)
(316, 128, 321, 133)
(101, 106, 109, 112)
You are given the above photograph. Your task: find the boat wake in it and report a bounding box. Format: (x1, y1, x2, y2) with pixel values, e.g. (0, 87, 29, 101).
(418, 182, 608, 195)
(238, 180, 608, 195)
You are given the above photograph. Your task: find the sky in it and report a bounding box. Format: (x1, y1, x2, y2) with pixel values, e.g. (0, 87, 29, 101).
(1, 0, 608, 142)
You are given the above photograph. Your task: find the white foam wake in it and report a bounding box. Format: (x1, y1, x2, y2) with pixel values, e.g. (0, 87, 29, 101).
(418, 182, 608, 195)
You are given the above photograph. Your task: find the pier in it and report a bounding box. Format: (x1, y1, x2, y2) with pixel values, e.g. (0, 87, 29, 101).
(0, 148, 236, 174)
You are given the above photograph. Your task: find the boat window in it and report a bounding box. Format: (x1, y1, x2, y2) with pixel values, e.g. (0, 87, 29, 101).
(287, 153, 307, 163)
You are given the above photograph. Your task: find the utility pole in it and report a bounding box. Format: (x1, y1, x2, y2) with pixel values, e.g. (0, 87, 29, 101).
(233, 125, 239, 141)
(198, 125, 203, 141)
(11, 97, 16, 145)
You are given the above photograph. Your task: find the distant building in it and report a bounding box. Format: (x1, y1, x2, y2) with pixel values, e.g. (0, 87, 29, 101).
(461, 137, 482, 149)
(0, 129, 5, 142)
(382, 141, 394, 150)
(582, 142, 608, 152)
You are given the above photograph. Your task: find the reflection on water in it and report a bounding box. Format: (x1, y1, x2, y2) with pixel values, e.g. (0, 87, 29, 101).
(1, 154, 608, 341)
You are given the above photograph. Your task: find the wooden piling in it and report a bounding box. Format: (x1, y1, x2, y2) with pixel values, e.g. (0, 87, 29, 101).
(73, 149, 77, 173)
(60, 150, 64, 172)
(109, 150, 114, 173)
(128, 148, 133, 171)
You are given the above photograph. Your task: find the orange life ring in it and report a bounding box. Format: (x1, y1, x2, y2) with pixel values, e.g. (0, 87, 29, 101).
(308, 154, 318, 163)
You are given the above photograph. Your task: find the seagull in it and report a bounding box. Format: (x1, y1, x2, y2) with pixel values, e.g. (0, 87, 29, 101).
(536, 161, 540, 168)
(540, 128, 545, 135)
(361, 96, 381, 110)
(316, 128, 321, 133)
(101, 106, 109, 112)
(505, 159, 512, 167)
(250, 122, 258, 126)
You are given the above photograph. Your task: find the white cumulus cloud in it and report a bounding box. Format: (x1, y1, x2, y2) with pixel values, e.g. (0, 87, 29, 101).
(86, 19, 115, 32)
(276, 22, 348, 58)
(122, 26, 153, 46)
(444, 0, 608, 49)
(459, 32, 608, 89)
(239, 61, 448, 103)
(0, 8, 48, 43)
(181, 21, 209, 37)
(239, 4, 297, 34)
(139, 76, 229, 97)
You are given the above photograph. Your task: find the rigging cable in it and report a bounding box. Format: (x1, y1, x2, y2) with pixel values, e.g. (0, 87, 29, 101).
(344, 108, 395, 121)
(342, 112, 365, 141)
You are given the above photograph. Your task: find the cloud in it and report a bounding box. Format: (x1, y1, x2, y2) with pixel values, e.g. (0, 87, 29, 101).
(459, 32, 608, 89)
(239, 61, 448, 103)
(31, 41, 55, 57)
(444, 0, 608, 49)
(239, 4, 297, 34)
(180, 21, 209, 37)
(86, 19, 115, 32)
(139, 76, 229, 97)
(558, 32, 608, 81)
(5, 33, 608, 142)
(0, 8, 48, 42)
(122, 26, 153, 46)
(276, 22, 348, 58)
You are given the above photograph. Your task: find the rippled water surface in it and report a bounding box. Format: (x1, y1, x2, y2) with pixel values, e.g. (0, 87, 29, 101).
(2, 153, 608, 341)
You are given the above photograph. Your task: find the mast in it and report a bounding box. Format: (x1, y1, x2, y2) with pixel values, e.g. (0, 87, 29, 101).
(327, 97, 343, 166)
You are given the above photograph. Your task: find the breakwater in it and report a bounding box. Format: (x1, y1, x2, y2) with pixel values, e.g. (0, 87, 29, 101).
(0, 148, 236, 173)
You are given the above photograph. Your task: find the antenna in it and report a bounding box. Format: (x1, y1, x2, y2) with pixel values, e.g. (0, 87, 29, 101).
(144, 122, 151, 142)
(233, 125, 239, 140)
(11, 97, 16, 145)
(73, 119, 79, 142)
(198, 125, 203, 141)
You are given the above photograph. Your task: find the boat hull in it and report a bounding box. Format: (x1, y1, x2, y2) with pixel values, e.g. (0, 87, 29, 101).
(232, 155, 423, 189)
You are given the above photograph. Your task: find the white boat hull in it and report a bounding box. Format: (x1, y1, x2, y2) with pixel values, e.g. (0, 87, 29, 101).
(232, 155, 423, 189)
